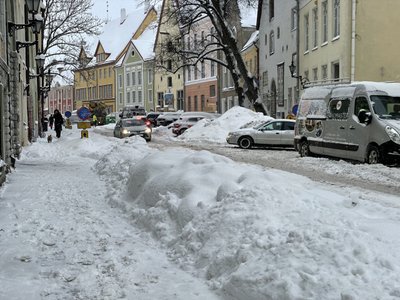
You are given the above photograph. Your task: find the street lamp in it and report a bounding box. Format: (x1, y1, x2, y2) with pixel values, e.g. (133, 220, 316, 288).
(26, 0, 41, 13)
(289, 60, 308, 88)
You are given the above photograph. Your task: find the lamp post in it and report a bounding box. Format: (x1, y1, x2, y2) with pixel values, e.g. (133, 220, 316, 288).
(289, 60, 308, 89)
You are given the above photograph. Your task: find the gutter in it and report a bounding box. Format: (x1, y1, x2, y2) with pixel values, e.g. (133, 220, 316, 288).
(351, 0, 356, 82)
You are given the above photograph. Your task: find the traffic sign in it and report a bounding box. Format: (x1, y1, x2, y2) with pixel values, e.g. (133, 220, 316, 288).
(65, 111, 71, 118)
(77, 107, 91, 120)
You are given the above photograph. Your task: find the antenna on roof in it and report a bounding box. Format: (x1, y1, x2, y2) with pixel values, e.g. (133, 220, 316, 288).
(105, 0, 110, 24)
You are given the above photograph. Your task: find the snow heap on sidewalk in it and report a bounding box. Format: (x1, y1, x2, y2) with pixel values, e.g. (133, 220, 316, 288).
(177, 106, 273, 144)
(94, 137, 400, 299)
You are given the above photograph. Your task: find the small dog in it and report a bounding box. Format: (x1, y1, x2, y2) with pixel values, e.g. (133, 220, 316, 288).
(47, 134, 53, 143)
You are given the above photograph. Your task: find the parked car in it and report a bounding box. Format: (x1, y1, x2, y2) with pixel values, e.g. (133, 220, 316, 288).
(146, 112, 161, 126)
(295, 82, 400, 164)
(172, 112, 216, 136)
(226, 119, 296, 149)
(156, 112, 182, 127)
(113, 117, 152, 141)
(105, 112, 117, 124)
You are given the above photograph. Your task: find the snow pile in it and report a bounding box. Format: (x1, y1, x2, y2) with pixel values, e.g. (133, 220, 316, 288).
(178, 106, 273, 144)
(97, 145, 400, 299)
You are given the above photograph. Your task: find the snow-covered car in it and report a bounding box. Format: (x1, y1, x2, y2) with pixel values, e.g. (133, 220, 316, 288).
(226, 119, 296, 149)
(172, 112, 215, 136)
(156, 112, 182, 127)
(113, 117, 152, 141)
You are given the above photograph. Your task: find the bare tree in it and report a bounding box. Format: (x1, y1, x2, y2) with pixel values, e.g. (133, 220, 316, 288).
(41, 0, 103, 80)
(155, 0, 266, 114)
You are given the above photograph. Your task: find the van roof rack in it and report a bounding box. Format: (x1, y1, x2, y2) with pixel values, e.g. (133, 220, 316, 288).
(304, 78, 351, 88)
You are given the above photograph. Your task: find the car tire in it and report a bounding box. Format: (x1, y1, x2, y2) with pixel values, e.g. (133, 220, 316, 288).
(299, 140, 311, 157)
(238, 136, 253, 149)
(366, 145, 380, 164)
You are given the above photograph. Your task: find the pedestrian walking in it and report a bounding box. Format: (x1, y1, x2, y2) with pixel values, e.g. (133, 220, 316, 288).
(92, 114, 98, 127)
(49, 114, 54, 130)
(53, 109, 64, 138)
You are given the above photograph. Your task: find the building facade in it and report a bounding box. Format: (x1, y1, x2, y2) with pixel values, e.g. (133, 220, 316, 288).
(48, 82, 74, 114)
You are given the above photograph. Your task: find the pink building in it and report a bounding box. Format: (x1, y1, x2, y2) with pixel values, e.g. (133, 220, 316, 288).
(47, 82, 74, 114)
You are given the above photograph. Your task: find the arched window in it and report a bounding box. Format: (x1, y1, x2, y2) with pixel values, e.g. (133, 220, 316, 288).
(269, 0, 274, 21)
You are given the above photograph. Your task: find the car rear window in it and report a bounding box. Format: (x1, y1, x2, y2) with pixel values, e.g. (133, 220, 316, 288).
(122, 119, 145, 126)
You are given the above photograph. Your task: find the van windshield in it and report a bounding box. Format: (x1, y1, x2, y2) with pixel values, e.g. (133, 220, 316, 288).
(371, 96, 400, 119)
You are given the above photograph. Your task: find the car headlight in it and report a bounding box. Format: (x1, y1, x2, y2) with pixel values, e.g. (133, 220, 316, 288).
(385, 126, 400, 144)
(122, 129, 129, 135)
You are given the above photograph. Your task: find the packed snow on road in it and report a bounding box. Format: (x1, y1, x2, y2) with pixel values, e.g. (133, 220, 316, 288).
(1, 107, 400, 300)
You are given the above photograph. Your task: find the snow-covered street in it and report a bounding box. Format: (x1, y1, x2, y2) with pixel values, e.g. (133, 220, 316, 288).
(1, 108, 400, 299)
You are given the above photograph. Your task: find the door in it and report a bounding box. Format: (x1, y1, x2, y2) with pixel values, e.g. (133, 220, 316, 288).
(322, 98, 351, 158)
(257, 121, 283, 145)
(345, 96, 372, 160)
(280, 121, 295, 146)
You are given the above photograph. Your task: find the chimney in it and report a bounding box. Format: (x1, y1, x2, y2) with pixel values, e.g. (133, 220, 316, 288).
(120, 8, 127, 24)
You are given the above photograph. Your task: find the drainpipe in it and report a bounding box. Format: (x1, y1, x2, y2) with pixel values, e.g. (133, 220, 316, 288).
(296, 0, 300, 102)
(350, 0, 356, 82)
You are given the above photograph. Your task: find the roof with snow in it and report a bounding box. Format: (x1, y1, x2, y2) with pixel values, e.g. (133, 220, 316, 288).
(242, 30, 259, 52)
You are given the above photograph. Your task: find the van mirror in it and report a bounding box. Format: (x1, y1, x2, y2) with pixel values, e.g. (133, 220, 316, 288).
(358, 110, 372, 124)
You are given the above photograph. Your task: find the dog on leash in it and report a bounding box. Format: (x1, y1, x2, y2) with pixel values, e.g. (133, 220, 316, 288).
(47, 134, 53, 143)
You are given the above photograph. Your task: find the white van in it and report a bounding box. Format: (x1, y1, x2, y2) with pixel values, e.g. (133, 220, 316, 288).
(294, 81, 400, 164)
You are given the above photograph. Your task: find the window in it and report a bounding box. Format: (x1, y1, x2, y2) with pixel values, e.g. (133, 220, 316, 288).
(211, 61, 215, 77)
(194, 34, 198, 49)
(109, 67, 112, 77)
(119, 92, 123, 104)
(132, 91, 136, 103)
(264, 34, 268, 45)
(138, 91, 142, 103)
(132, 71, 136, 85)
(210, 85, 216, 97)
(327, 98, 350, 120)
(312, 7, 318, 48)
(194, 64, 198, 80)
(201, 31, 205, 46)
(148, 69, 153, 83)
(201, 61, 205, 78)
(127, 91, 131, 103)
(118, 74, 122, 88)
(291, 7, 297, 30)
(322, 64, 328, 80)
(194, 95, 198, 110)
(167, 60, 172, 71)
(333, 0, 340, 37)
(322, 1, 328, 43)
(210, 27, 215, 42)
(148, 90, 153, 102)
(201, 95, 205, 111)
(126, 73, 130, 86)
(304, 14, 309, 52)
(277, 64, 284, 107)
(167, 76, 173, 87)
(158, 92, 164, 106)
(269, 0, 274, 21)
(313, 68, 318, 81)
(187, 66, 191, 81)
(188, 96, 191, 111)
(269, 31, 275, 55)
(332, 62, 340, 80)
(138, 71, 142, 85)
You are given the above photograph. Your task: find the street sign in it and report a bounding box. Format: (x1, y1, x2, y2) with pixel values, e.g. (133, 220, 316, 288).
(65, 111, 71, 118)
(77, 107, 91, 120)
(77, 121, 91, 129)
(292, 104, 299, 116)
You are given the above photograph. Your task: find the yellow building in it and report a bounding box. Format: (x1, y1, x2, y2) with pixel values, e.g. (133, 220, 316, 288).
(299, 0, 400, 86)
(241, 30, 259, 105)
(74, 6, 157, 113)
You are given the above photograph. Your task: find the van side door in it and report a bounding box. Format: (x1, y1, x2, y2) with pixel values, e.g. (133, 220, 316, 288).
(346, 96, 372, 160)
(322, 98, 351, 158)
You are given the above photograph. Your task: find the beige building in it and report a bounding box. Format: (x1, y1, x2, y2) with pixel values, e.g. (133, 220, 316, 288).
(299, 0, 400, 87)
(153, 0, 184, 111)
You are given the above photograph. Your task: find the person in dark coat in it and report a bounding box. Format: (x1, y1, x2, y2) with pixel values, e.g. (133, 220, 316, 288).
(53, 109, 64, 138)
(49, 114, 54, 129)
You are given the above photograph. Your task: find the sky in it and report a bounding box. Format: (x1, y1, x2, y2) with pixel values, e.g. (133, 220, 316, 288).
(1, 107, 400, 299)
(91, 0, 145, 21)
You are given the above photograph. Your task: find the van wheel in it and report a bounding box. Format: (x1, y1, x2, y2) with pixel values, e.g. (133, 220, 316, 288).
(238, 136, 253, 149)
(366, 145, 380, 164)
(299, 140, 310, 157)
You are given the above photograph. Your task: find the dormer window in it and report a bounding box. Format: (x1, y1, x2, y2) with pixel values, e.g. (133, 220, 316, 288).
(96, 53, 106, 63)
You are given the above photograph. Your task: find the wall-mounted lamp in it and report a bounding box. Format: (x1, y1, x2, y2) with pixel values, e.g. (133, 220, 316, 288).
(289, 60, 308, 88)
(16, 40, 38, 52)
(8, 13, 43, 36)
(26, 0, 42, 13)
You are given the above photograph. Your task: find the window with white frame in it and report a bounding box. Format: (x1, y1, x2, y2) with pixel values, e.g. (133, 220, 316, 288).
(269, 0, 274, 21)
(147, 69, 152, 83)
(148, 90, 153, 102)
(138, 91, 142, 103)
(119, 92, 123, 104)
(118, 74, 122, 88)
(312, 7, 318, 48)
(201, 61, 205, 78)
(291, 7, 297, 30)
(126, 73, 130, 86)
(127, 91, 131, 103)
(138, 71, 142, 85)
(322, 1, 328, 43)
(304, 13, 309, 52)
(132, 91, 136, 102)
(313, 67, 318, 81)
(269, 31, 275, 55)
(132, 71, 136, 85)
(187, 65, 191, 81)
(211, 61, 215, 77)
(333, 0, 340, 37)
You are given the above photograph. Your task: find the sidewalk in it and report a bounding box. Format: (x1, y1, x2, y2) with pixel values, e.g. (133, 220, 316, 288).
(0, 129, 221, 300)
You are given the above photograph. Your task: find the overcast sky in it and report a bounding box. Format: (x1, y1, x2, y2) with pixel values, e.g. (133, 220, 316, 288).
(91, 0, 144, 21)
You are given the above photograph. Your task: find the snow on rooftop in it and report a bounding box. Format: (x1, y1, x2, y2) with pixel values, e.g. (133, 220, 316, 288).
(242, 30, 259, 52)
(131, 21, 158, 61)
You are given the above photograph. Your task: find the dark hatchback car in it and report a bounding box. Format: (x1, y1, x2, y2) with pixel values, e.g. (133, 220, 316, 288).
(146, 112, 161, 126)
(113, 117, 152, 141)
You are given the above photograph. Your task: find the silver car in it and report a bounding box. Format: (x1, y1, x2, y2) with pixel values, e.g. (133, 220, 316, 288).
(226, 119, 296, 149)
(113, 117, 152, 141)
